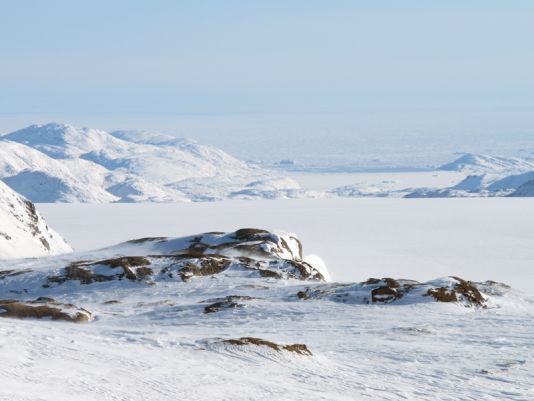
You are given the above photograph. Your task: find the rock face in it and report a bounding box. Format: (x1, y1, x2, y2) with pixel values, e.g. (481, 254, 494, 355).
(0, 181, 72, 259)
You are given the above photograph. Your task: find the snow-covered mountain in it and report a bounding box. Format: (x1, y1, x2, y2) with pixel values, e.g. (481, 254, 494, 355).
(324, 153, 534, 199)
(439, 153, 534, 174)
(405, 154, 534, 198)
(0, 123, 309, 203)
(509, 179, 534, 197)
(0, 181, 71, 259)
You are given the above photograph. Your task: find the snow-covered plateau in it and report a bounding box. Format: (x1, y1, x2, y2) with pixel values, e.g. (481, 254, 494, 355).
(0, 199, 532, 400)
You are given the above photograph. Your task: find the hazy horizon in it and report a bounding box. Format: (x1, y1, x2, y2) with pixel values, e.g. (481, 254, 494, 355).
(1, 109, 533, 169)
(1, 1, 533, 167)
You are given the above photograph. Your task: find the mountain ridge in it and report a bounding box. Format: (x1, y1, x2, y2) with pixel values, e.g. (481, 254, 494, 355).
(0, 123, 308, 203)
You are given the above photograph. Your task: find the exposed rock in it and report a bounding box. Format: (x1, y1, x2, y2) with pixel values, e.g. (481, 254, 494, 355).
(176, 255, 231, 281)
(297, 276, 488, 307)
(46, 257, 152, 285)
(202, 295, 256, 314)
(103, 300, 121, 305)
(41, 229, 325, 288)
(0, 297, 91, 322)
(0, 181, 72, 259)
(0, 269, 33, 280)
(371, 286, 402, 303)
(182, 229, 304, 261)
(426, 276, 486, 306)
(221, 337, 312, 356)
(126, 237, 168, 244)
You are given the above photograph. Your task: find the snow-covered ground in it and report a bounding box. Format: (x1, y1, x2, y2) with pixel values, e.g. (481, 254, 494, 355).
(2, 161, 534, 400)
(1, 284, 531, 401)
(1, 199, 533, 400)
(37, 199, 534, 293)
(0, 216, 532, 401)
(289, 170, 464, 195)
(289, 154, 534, 199)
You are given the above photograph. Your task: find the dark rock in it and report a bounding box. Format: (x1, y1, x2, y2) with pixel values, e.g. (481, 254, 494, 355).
(0, 298, 91, 323)
(221, 337, 312, 356)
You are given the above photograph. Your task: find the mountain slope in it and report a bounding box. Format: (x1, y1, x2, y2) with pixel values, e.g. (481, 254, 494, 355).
(509, 179, 534, 197)
(0, 181, 72, 258)
(0, 123, 308, 203)
(439, 153, 534, 174)
(406, 154, 534, 198)
(4, 123, 253, 183)
(0, 140, 119, 202)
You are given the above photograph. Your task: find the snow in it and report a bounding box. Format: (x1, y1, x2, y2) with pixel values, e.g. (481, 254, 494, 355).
(3, 128, 534, 202)
(36, 199, 534, 293)
(315, 155, 534, 199)
(0, 123, 310, 203)
(400, 154, 534, 198)
(510, 179, 534, 197)
(0, 214, 532, 400)
(1, 131, 534, 400)
(0, 198, 532, 400)
(0, 181, 71, 259)
(438, 153, 534, 175)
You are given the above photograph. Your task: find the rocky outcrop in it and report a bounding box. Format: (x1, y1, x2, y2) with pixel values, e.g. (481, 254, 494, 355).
(0, 228, 512, 331)
(219, 337, 312, 356)
(0, 297, 91, 323)
(297, 276, 489, 307)
(0, 181, 72, 259)
(43, 229, 325, 288)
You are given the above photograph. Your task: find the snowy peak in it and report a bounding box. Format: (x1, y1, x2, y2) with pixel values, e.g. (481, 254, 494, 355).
(439, 153, 534, 174)
(0, 122, 307, 203)
(0, 181, 72, 259)
(2, 122, 124, 159)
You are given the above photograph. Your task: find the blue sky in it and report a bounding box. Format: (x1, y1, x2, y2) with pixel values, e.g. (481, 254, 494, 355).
(1, 0, 533, 114)
(1, 1, 533, 167)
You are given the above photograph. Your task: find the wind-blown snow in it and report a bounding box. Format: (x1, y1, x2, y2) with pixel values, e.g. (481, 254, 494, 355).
(0, 224, 532, 400)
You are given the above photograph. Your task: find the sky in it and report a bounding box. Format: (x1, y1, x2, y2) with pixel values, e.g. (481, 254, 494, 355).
(1, 1, 533, 166)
